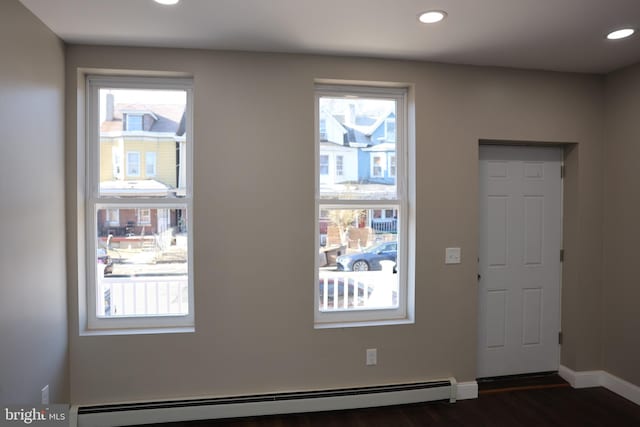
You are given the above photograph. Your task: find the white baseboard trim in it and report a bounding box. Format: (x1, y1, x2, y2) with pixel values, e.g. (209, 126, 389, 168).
(601, 371, 640, 406)
(75, 379, 463, 427)
(558, 365, 602, 388)
(456, 381, 478, 400)
(559, 365, 640, 406)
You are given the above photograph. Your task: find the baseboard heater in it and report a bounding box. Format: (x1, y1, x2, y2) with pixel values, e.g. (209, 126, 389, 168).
(75, 378, 457, 427)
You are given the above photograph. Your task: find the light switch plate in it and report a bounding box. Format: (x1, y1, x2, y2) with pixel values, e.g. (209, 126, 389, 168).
(366, 348, 377, 366)
(445, 247, 461, 264)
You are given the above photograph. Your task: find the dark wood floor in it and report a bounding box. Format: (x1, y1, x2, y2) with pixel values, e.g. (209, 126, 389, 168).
(149, 383, 640, 427)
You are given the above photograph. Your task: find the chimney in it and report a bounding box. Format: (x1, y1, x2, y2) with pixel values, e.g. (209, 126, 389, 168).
(346, 103, 356, 125)
(106, 93, 114, 121)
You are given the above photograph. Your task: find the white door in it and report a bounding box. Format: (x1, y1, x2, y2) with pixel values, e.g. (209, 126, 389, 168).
(478, 145, 562, 378)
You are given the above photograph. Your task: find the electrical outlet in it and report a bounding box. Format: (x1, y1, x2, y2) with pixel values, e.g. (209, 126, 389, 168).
(366, 348, 377, 366)
(41, 385, 49, 405)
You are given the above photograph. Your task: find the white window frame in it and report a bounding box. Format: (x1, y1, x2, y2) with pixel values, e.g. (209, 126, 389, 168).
(314, 84, 413, 327)
(126, 151, 140, 177)
(106, 208, 120, 226)
(112, 148, 122, 180)
(370, 153, 386, 178)
(85, 75, 194, 331)
(335, 155, 344, 177)
(385, 117, 396, 141)
(389, 154, 397, 178)
(138, 208, 151, 225)
(126, 113, 143, 131)
(319, 154, 330, 176)
(145, 151, 157, 177)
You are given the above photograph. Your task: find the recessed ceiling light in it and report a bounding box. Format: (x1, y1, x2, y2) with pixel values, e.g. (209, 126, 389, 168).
(154, 0, 180, 5)
(418, 10, 447, 24)
(606, 28, 635, 40)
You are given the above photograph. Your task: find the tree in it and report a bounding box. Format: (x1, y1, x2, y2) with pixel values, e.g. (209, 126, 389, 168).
(329, 209, 364, 246)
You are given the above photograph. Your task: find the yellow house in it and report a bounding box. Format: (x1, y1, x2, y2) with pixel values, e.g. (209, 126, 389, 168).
(97, 99, 187, 236)
(99, 100, 185, 193)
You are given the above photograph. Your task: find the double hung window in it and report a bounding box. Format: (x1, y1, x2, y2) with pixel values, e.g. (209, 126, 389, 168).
(315, 84, 411, 326)
(145, 152, 157, 177)
(86, 76, 193, 330)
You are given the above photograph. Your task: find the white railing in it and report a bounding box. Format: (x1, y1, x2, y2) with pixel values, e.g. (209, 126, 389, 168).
(371, 218, 397, 233)
(319, 262, 397, 311)
(98, 276, 188, 317)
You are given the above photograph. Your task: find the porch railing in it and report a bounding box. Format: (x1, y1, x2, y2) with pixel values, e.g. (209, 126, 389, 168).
(371, 218, 397, 234)
(98, 276, 188, 317)
(319, 263, 397, 311)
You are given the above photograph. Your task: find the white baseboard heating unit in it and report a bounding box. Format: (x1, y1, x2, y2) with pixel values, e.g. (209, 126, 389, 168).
(75, 378, 458, 427)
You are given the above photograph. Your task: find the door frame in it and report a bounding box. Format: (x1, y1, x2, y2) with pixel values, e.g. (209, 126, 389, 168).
(477, 141, 565, 378)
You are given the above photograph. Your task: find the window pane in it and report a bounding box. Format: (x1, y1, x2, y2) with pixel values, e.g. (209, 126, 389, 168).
(126, 114, 143, 131)
(336, 155, 344, 176)
(99, 88, 187, 198)
(319, 97, 397, 200)
(145, 152, 157, 176)
(318, 207, 399, 311)
(319, 155, 329, 175)
(96, 207, 189, 317)
(127, 152, 140, 176)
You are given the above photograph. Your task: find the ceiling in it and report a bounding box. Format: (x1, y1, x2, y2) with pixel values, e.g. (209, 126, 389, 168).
(20, 0, 640, 74)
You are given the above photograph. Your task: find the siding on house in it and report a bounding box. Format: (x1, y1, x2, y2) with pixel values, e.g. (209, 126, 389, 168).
(100, 137, 177, 187)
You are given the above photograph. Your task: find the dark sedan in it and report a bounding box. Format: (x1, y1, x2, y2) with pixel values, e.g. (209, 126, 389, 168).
(336, 241, 397, 272)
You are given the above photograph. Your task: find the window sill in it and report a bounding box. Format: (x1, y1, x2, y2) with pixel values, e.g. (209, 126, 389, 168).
(80, 326, 195, 336)
(314, 318, 414, 330)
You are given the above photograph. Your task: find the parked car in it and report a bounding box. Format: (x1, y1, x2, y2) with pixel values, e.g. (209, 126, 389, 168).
(97, 248, 114, 275)
(336, 241, 397, 272)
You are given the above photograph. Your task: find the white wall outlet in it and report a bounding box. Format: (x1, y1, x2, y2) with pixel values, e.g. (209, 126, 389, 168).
(366, 348, 377, 366)
(41, 384, 49, 405)
(445, 247, 462, 264)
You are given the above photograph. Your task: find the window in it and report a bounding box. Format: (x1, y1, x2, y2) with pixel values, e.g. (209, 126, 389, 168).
(389, 154, 397, 177)
(371, 154, 385, 178)
(315, 84, 412, 326)
(385, 117, 396, 142)
(106, 208, 119, 226)
(86, 76, 193, 330)
(145, 152, 157, 177)
(112, 148, 122, 179)
(138, 208, 151, 225)
(319, 117, 327, 141)
(126, 152, 140, 177)
(319, 155, 329, 175)
(336, 155, 344, 177)
(126, 114, 143, 131)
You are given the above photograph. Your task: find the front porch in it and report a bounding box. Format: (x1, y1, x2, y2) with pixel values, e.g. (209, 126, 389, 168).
(319, 263, 398, 311)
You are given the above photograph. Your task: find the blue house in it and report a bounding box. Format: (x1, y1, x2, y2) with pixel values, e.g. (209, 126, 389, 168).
(341, 111, 397, 184)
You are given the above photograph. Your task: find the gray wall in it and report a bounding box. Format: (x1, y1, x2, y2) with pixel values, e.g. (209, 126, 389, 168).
(603, 63, 640, 386)
(0, 0, 68, 404)
(65, 46, 605, 404)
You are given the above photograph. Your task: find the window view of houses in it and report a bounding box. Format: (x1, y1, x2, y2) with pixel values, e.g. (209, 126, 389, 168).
(317, 96, 401, 313)
(96, 88, 189, 317)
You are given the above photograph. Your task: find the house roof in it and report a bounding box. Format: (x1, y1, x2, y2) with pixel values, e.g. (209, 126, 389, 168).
(99, 179, 172, 197)
(362, 142, 396, 152)
(101, 103, 186, 134)
(333, 111, 395, 146)
(319, 109, 347, 145)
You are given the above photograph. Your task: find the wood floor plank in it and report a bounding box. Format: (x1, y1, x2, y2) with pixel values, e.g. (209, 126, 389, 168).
(137, 386, 640, 427)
